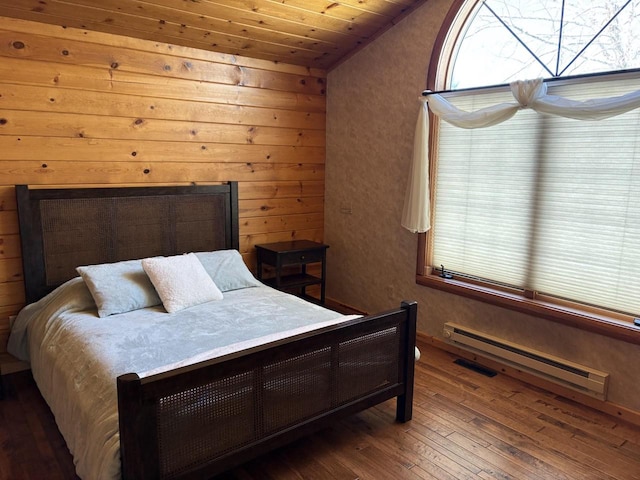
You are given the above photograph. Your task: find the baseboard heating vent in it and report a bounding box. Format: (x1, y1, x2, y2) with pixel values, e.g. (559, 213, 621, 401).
(443, 323, 609, 400)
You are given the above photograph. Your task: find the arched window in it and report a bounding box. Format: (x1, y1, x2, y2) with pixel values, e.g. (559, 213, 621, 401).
(448, 0, 640, 89)
(420, 0, 640, 336)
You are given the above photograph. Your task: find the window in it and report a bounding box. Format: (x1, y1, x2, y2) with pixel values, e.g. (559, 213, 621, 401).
(422, 0, 640, 335)
(448, 0, 640, 88)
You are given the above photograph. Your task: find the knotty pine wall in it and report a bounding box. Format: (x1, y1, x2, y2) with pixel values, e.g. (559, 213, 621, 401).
(0, 17, 326, 352)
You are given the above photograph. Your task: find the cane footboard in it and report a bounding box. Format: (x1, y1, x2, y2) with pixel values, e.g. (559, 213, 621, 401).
(118, 301, 417, 479)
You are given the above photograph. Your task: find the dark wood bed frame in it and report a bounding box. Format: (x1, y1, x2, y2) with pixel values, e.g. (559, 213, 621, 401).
(16, 182, 417, 480)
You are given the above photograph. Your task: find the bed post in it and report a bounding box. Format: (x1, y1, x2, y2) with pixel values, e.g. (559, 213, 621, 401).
(396, 300, 417, 422)
(228, 181, 240, 250)
(16, 185, 45, 304)
(118, 373, 160, 480)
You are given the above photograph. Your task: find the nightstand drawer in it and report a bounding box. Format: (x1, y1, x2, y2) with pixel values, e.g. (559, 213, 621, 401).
(280, 249, 324, 266)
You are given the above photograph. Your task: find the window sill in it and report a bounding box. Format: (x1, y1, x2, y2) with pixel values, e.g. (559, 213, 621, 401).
(417, 274, 640, 345)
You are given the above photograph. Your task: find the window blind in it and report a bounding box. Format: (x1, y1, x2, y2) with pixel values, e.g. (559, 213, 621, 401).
(432, 74, 640, 316)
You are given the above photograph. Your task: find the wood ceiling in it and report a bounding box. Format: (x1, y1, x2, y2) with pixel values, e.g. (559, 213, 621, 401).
(0, 0, 429, 70)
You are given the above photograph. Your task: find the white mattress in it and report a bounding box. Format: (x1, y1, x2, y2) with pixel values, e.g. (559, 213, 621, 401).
(8, 278, 356, 480)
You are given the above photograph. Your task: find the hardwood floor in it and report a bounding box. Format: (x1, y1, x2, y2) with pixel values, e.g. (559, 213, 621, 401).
(1, 341, 639, 479)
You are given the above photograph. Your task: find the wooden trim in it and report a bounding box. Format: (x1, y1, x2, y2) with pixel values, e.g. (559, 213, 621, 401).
(420, 333, 640, 428)
(425, 0, 468, 91)
(417, 274, 640, 345)
(420, 0, 464, 274)
(416, 234, 427, 276)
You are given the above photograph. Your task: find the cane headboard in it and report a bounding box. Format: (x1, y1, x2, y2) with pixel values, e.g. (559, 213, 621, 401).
(16, 183, 239, 304)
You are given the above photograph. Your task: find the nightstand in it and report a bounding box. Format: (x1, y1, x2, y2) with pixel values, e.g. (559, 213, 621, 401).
(255, 240, 329, 304)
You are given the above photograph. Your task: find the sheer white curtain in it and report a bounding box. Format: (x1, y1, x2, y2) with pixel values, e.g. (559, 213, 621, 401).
(401, 78, 640, 233)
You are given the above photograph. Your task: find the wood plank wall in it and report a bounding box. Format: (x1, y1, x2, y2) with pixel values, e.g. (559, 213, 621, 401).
(0, 17, 326, 352)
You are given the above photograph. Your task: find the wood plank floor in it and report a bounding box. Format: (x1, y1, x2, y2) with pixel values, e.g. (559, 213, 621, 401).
(1, 341, 639, 479)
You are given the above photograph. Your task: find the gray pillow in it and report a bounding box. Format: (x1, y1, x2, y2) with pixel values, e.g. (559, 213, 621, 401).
(195, 250, 261, 292)
(77, 259, 161, 317)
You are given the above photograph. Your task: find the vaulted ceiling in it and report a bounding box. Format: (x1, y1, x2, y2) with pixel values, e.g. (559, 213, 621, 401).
(0, 0, 429, 70)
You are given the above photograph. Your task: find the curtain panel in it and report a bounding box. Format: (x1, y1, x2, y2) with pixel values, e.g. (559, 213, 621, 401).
(401, 78, 640, 233)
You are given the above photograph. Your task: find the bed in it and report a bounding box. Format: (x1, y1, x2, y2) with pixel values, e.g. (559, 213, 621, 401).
(10, 182, 417, 480)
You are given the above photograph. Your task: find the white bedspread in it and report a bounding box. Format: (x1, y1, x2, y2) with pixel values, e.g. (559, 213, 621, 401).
(8, 279, 356, 480)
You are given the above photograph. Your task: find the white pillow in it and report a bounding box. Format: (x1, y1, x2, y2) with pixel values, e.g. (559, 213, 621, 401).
(195, 250, 261, 292)
(77, 259, 161, 318)
(141, 253, 223, 313)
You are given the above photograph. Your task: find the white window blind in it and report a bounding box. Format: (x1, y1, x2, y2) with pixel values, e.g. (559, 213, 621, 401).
(432, 73, 640, 316)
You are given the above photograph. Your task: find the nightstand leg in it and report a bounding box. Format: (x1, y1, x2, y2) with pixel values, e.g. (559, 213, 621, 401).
(320, 252, 327, 304)
(256, 251, 264, 282)
(301, 263, 307, 297)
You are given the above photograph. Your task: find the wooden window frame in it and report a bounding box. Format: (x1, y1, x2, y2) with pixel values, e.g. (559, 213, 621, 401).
(418, 0, 640, 346)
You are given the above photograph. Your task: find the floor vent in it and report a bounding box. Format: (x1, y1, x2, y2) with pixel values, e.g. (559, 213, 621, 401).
(443, 322, 609, 399)
(454, 358, 497, 377)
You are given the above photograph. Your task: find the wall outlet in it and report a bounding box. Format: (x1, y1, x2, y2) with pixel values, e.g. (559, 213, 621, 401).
(339, 204, 352, 214)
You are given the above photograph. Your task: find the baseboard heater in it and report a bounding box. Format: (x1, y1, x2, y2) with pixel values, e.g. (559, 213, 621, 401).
(443, 322, 609, 400)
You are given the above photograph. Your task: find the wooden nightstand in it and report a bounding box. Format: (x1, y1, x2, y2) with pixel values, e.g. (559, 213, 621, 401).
(255, 240, 329, 304)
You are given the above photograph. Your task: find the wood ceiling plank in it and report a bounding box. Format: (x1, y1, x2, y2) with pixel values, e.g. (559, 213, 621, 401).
(189, 0, 379, 36)
(0, 0, 337, 61)
(0, 5, 338, 67)
(0, 0, 388, 66)
(0, 16, 327, 77)
(338, 0, 421, 9)
(58, 0, 345, 53)
(146, 0, 360, 43)
(269, 0, 397, 27)
(0, 29, 326, 96)
(0, 0, 429, 69)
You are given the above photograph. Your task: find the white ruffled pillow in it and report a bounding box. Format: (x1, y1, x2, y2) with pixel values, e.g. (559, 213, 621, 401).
(142, 253, 223, 313)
